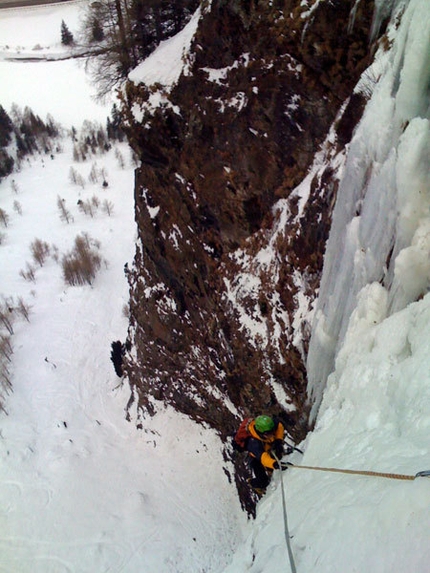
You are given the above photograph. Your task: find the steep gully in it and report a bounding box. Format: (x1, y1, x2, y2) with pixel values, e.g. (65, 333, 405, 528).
(119, 0, 386, 513)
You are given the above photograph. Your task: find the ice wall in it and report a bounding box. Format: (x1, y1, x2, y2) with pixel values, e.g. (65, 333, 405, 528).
(307, 0, 430, 420)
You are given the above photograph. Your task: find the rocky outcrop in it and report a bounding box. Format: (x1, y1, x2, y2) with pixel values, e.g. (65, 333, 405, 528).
(121, 0, 379, 513)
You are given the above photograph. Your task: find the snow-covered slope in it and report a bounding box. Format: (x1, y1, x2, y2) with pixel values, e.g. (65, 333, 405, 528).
(0, 5, 245, 572)
(0, 132, 245, 571)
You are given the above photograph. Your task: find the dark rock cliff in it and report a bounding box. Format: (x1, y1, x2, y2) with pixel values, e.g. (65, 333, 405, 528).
(120, 0, 381, 513)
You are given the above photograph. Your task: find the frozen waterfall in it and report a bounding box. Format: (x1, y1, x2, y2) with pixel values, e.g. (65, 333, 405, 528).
(307, 0, 430, 420)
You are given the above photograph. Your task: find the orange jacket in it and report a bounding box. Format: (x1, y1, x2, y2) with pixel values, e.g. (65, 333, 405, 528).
(247, 419, 285, 470)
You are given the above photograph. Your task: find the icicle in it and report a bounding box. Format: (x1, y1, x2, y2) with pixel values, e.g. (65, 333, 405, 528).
(347, 0, 362, 35)
(369, 0, 404, 44)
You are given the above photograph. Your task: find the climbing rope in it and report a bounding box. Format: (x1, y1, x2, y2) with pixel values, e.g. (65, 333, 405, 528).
(287, 464, 430, 481)
(273, 453, 297, 573)
(269, 451, 428, 573)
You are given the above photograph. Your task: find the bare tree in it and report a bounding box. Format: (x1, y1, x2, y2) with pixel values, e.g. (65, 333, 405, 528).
(69, 166, 79, 184)
(57, 196, 74, 224)
(0, 208, 9, 228)
(51, 244, 60, 263)
(69, 166, 86, 188)
(80, 0, 199, 100)
(102, 198, 114, 216)
(78, 199, 95, 218)
(19, 263, 36, 283)
(100, 166, 108, 180)
(91, 194, 100, 209)
(115, 147, 125, 169)
(81, 0, 136, 100)
(88, 162, 100, 184)
(13, 201, 22, 215)
(130, 148, 140, 167)
(0, 335, 13, 362)
(16, 297, 31, 322)
(0, 300, 14, 335)
(30, 238, 50, 267)
(62, 233, 103, 286)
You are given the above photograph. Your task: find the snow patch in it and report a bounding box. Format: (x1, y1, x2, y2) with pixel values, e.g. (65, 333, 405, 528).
(128, 7, 202, 90)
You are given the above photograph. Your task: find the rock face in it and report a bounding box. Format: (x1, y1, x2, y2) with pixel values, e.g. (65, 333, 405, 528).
(121, 0, 378, 512)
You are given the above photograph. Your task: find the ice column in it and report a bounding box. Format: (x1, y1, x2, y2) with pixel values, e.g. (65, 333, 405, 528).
(307, 0, 430, 420)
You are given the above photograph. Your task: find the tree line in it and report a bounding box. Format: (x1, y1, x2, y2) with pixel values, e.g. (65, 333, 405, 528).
(0, 103, 125, 180)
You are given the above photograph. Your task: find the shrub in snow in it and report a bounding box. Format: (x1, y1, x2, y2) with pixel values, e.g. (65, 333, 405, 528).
(50, 245, 60, 263)
(88, 163, 99, 184)
(102, 199, 114, 216)
(130, 149, 140, 167)
(13, 201, 22, 216)
(0, 296, 31, 411)
(57, 196, 74, 224)
(73, 144, 86, 162)
(77, 199, 96, 218)
(114, 147, 125, 169)
(77, 174, 86, 189)
(30, 238, 50, 267)
(0, 300, 14, 335)
(69, 166, 79, 184)
(0, 334, 13, 363)
(0, 302, 13, 410)
(0, 359, 12, 412)
(0, 208, 9, 228)
(19, 263, 36, 283)
(16, 297, 31, 323)
(62, 233, 102, 286)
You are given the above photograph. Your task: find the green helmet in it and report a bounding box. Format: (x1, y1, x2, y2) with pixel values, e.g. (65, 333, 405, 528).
(254, 415, 275, 433)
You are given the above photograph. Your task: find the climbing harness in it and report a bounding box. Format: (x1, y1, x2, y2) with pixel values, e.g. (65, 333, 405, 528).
(286, 463, 430, 481)
(273, 453, 297, 573)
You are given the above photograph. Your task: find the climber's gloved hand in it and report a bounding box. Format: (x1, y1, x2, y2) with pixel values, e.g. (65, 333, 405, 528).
(273, 439, 284, 458)
(285, 445, 294, 455)
(273, 461, 289, 471)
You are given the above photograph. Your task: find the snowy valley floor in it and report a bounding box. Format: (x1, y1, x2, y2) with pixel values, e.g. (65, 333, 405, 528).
(0, 5, 246, 571)
(0, 136, 246, 572)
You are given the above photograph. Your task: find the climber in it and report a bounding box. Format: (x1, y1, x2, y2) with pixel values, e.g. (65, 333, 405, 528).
(233, 414, 289, 494)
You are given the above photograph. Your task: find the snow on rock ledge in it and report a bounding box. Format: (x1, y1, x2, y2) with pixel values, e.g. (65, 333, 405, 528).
(128, 7, 202, 90)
